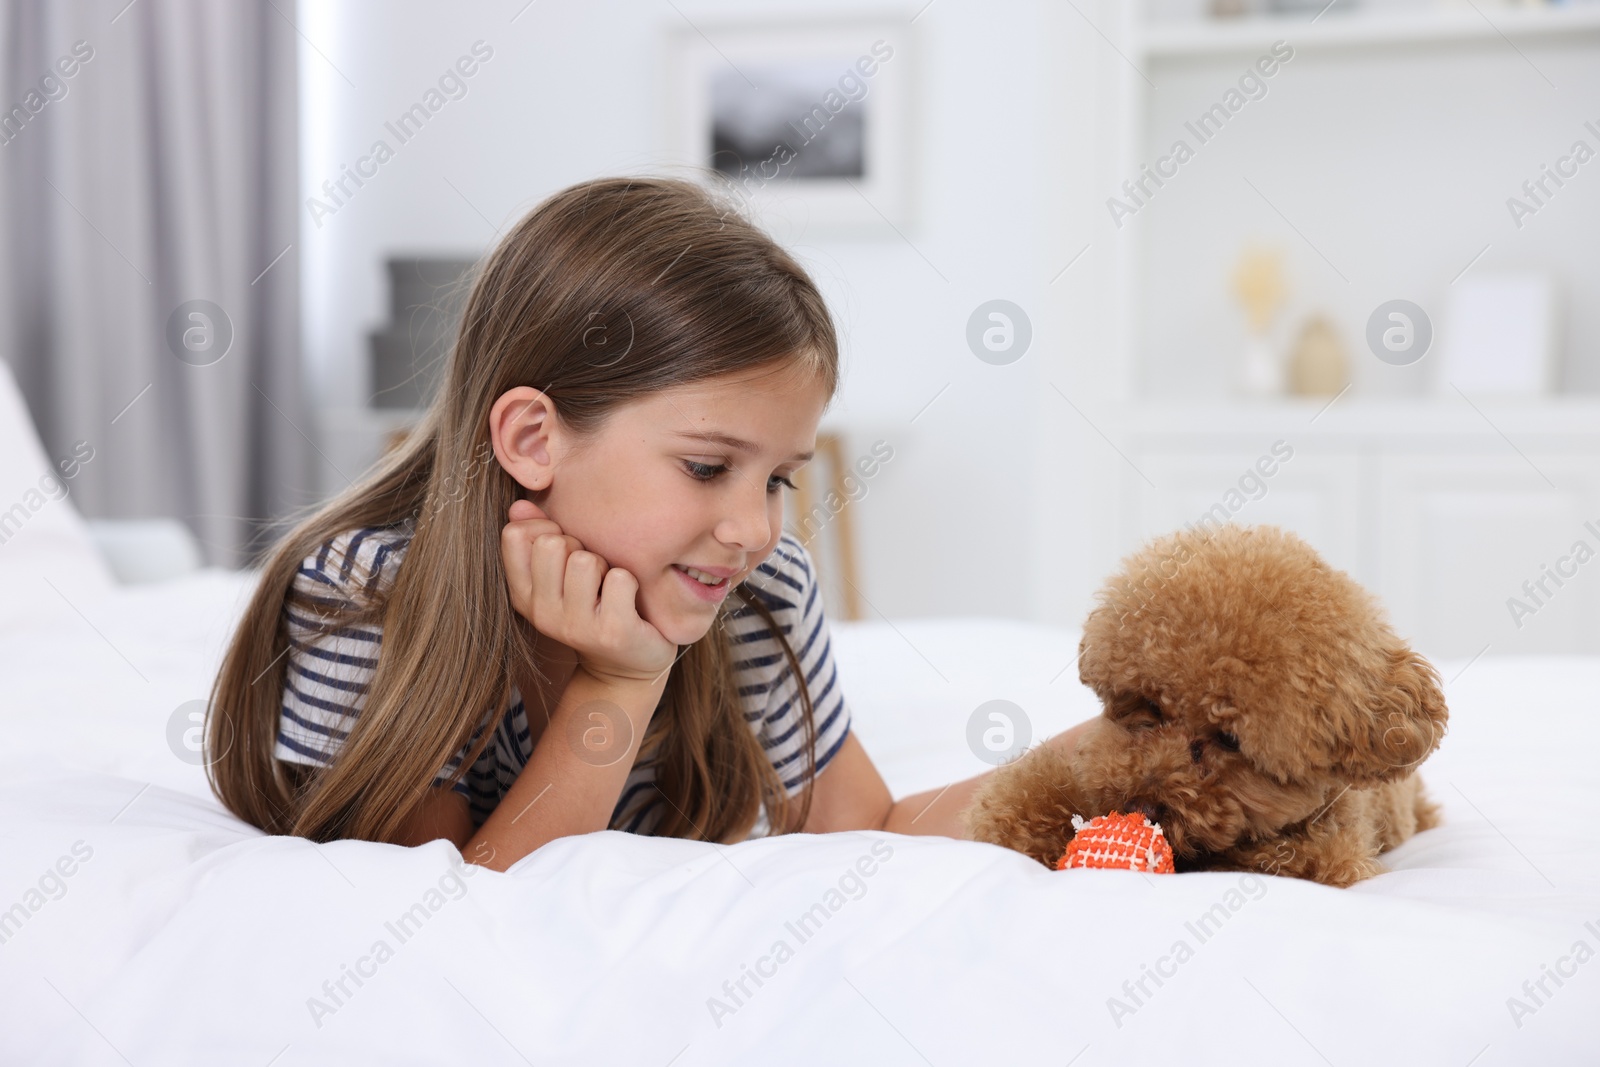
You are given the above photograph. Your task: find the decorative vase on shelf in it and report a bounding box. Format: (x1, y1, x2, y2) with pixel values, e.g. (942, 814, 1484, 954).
(1240, 336, 1281, 396)
(1230, 244, 1286, 398)
(1288, 314, 1350, 397)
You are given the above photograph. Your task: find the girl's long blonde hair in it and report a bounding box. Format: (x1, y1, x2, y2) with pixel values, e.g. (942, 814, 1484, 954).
(207, 175, 839, 846)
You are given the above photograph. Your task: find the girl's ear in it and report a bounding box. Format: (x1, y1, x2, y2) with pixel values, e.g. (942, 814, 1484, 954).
(488, 386, 560, 492)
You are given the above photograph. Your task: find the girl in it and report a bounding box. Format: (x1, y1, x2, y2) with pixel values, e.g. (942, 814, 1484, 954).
(207, 175, 1086, 873)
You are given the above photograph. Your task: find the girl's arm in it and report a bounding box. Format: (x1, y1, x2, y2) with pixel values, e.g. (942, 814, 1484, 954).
(459, 666, 669, 872)
(445, 498, 678, 870)
(797, 718, 1098, 839)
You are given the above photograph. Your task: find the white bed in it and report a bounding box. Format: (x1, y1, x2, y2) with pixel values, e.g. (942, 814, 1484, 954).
(2, 367, 1597, 1065)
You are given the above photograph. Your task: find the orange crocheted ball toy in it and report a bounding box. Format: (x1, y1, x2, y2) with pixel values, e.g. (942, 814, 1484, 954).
(1055, 812, 1176, 874)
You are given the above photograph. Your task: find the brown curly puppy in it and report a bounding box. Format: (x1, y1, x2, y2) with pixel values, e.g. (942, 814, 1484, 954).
(962, 523, 1448, 887)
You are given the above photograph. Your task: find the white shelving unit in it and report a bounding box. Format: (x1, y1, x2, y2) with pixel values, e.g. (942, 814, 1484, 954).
(1092, 1, 1600, 658)
(1136, 2, 1600, 57)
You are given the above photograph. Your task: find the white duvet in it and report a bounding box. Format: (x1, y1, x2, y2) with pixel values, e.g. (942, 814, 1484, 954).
(1, 568, 1597, 1066)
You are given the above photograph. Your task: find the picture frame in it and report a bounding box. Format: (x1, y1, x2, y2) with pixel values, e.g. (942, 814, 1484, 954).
(661, 16, 915, 238)
(1433, 273, 1558, 396)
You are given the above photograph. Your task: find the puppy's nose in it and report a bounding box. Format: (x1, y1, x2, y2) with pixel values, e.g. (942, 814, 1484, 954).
(1126, 799, 1162, 823)
(1189, 738, 1205, 763)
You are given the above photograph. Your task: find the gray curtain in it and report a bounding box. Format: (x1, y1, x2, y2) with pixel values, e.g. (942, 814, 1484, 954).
(0, 0, 310, 569)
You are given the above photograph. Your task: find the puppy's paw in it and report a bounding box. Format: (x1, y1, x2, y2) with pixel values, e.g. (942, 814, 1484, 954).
(1413, 785, 1442, 833)
(1318, 854, 1383, 888)
(961, 744, 1090, 869)
(1222, 835, 1382, 887)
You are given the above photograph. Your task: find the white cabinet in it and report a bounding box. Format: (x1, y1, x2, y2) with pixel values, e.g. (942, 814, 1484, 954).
(1118, 399, 1600, 659)
(1377, 452, 1600, 658)
(1125, 445, 1368, 584)
(1033, 2, 1600, 654)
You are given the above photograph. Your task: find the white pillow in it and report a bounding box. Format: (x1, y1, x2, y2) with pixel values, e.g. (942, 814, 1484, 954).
(0, 358, 116, 628)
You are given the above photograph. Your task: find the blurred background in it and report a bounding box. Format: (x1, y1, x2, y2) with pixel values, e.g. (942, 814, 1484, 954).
(2, 0, 1598, 664)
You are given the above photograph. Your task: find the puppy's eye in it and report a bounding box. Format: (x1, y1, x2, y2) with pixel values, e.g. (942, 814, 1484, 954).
(1216, 731, 1241, 751)
(1118, 696, 1163, 727)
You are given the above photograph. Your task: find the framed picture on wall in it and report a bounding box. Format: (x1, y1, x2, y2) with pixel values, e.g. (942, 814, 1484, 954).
(661, 17, 915, 237)
(1433, 273, 1559, 396)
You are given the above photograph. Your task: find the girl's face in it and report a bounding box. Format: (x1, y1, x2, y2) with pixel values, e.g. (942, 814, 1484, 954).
(496, 362, 831, 648)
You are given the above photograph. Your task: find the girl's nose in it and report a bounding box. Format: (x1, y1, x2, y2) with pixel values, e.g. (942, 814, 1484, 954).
(719, 480, 774, 550)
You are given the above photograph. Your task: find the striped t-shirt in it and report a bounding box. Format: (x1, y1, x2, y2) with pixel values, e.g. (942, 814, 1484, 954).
(272, 520, 853, 839)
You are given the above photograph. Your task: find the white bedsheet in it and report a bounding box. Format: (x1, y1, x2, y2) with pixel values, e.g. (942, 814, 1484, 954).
(1, 568, 1596, 1065)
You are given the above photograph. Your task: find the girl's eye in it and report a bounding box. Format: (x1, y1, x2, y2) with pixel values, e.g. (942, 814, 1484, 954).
(682, 460, 797, 494)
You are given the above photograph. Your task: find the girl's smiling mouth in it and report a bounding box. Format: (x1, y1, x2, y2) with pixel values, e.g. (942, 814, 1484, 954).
(673, 563, 732, 601)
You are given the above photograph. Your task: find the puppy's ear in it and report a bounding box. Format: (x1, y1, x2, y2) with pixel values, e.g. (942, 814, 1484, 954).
(1336, 646, 1449, 783)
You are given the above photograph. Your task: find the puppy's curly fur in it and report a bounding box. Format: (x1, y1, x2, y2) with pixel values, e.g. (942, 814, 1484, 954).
(962, 524, 1448, 888)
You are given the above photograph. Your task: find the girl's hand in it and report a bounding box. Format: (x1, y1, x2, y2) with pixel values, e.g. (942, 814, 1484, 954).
(501, 499, 678, 686)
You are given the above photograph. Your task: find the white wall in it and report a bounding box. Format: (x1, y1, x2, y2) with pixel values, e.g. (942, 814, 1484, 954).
(297, 0, 1124, 628)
